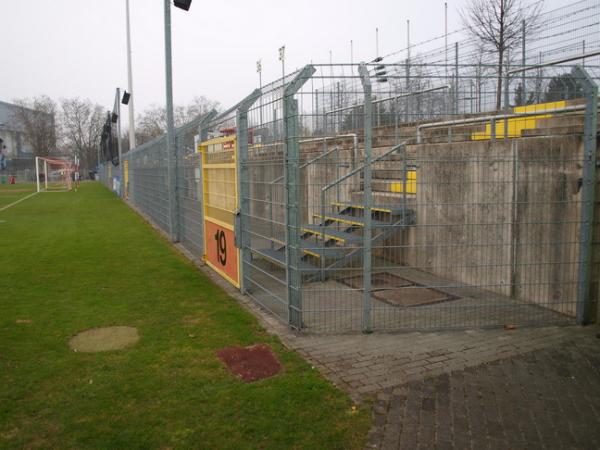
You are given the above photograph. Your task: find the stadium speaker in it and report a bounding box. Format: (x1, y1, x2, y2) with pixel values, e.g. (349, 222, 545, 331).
(173, 0, 192, 10)
(121, 91, 130, 105)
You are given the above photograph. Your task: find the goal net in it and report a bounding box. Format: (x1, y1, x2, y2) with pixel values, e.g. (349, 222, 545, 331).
(36, 157, 74, 192)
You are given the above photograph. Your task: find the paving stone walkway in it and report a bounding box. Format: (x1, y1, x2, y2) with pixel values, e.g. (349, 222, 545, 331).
(367, 334, 600, 449)
(197, 262, 600, 450)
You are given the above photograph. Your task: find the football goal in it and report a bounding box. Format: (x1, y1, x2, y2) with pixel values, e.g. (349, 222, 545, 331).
(36, 157, 74, 192)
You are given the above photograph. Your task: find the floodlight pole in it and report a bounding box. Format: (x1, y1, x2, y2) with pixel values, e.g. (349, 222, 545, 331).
(116, 87, 123, 196)
(164, 0, 191, 242)
(126, 0, 136, 149)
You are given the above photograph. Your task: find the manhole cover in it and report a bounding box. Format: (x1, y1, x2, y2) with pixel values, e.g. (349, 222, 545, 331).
(69, 326, 139, 352)
(217, 343, 282, 383)
(339, 272, 458, 307)
(340, 273, 414, 290)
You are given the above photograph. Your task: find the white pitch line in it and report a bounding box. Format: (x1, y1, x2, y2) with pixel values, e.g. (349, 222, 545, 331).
(0, 191, 38, 212)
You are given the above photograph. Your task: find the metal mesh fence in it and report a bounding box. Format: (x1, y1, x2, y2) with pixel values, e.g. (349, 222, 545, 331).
(97, 0, 600, 332)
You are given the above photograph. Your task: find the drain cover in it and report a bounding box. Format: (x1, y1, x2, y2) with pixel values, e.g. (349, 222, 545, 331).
(339, 272, 458, 307)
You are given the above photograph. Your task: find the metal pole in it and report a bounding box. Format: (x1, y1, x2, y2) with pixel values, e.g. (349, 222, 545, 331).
(236, 89, 261, 294)
(445, 2, 448, 81)
(407, 20, 410, 62)
(522, 20, 526, 104)
(116, 87, 123, 197)
(164, 0, 177, 242)
(126, 0, 136, 149)
(574, 65, 598, 324)
(504, 49, 510, 110)
(358, 63, 372, 333)
(257, 60, 263, 126)
(284, 65, 316, 329)
(454, 42, 459, 114)
(376, 27, 379, 57)
(44, 160, 48, 190)
(35, 157, 40, 192)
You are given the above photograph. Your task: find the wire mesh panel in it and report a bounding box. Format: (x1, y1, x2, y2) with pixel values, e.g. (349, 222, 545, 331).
(176, 120, 211, 259)
(242, 77, 289, 322)
(125, 137, 170, 234)
(283, 61, 598, 332)
(94, 0, 600, 332)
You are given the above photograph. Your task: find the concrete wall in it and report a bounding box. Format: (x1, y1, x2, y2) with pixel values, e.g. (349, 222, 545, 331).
(247, 128, 588, 320)
(398, 135, 582, 317)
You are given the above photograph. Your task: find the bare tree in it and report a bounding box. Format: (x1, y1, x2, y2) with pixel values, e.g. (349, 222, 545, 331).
(11, 96, 57, 157)
(60, 98, 105, 175)
(135, 96, 220, 145)
(461, 0, 542, 110)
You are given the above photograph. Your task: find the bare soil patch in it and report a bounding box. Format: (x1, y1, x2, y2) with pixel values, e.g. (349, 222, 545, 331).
(217, 344, 282, 383)
(69, 326, 139, 352)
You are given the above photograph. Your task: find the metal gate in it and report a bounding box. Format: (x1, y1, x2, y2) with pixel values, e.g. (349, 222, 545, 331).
(199, 134, 240, 288)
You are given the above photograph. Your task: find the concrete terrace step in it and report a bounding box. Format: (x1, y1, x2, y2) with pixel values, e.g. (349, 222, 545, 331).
(360, 179, 416, 193)
(313, 212, 389, 228)
(331, 202, 411, 216)
(351, 191, 417, 206)
(301, 224, 363, 244)
(252, 248, 318, 272)
(270, 236, 352, 260)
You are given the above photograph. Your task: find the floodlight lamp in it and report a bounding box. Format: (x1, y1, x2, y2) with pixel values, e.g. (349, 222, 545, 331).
(122, 91, 131, 105)
(174, 0, 192, 10)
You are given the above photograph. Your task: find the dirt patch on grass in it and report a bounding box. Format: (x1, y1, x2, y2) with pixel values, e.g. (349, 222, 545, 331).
(217, 344, 282, 383)
(69, 326, 139, 352)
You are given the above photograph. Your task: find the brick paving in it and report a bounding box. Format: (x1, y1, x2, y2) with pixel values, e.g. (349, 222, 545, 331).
(282, 326, 596, 400)
(367, 335, 600, 450)
(194, 261, 600, 450)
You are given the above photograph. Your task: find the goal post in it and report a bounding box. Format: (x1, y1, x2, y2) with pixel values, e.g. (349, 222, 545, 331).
(35, 157, 74, 192)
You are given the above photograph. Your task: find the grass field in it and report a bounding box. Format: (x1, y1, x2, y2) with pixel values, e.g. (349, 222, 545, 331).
(0, 182, 370, 449)
(0, 183, 36, 209)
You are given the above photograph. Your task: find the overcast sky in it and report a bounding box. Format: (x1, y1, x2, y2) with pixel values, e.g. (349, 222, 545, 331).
(0, 0, 570, 128)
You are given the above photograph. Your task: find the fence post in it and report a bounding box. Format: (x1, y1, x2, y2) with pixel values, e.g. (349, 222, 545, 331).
(574, 65, 598, 325)
(194, 111, 217, 255)
(236, 89, 261, 294)
(173, 131, 183, 242)
(284, 65, 316, 329)
(359, 63, 373, 333)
